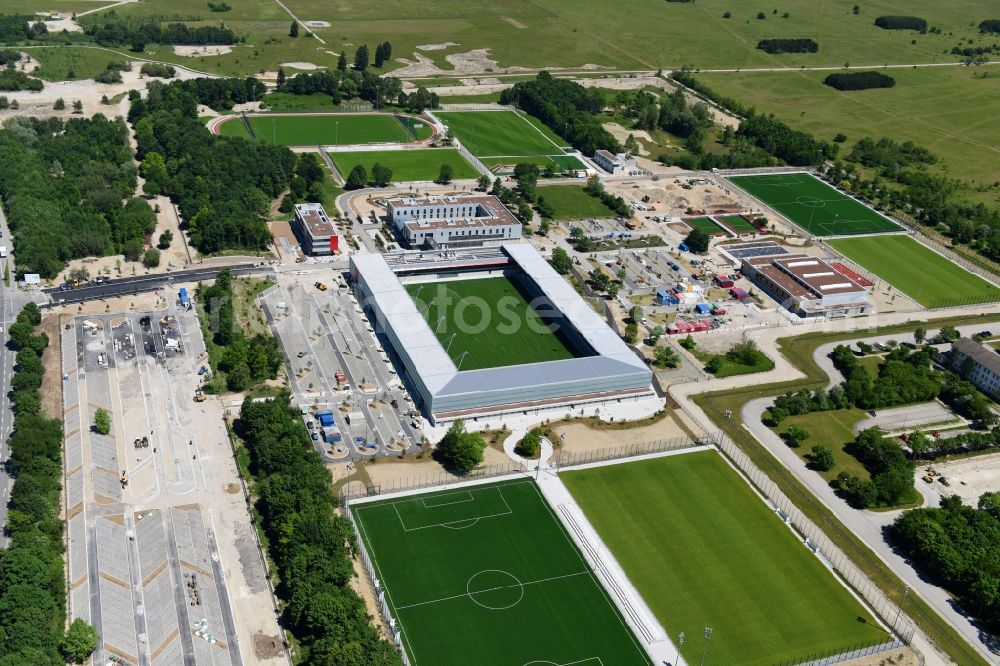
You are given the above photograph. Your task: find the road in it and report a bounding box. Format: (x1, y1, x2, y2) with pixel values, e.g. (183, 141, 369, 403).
(44, 263, 273, 304)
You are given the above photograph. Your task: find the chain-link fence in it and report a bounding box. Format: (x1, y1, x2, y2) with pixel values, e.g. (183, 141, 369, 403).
(339, 460, 527, 502)
(553, 434, 707, 469)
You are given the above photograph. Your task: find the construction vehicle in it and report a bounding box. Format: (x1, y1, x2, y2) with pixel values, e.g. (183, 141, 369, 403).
(315, 282, 328, 291)
(194, 388, 206, 403)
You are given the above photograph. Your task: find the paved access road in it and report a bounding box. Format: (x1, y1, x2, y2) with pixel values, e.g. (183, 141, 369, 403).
(44, 264, 272, 304)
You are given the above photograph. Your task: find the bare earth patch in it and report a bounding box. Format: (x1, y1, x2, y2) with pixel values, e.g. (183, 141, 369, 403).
(416, 42, 459, 51)
(280, 61, 323, 70)
(503, 17, 527, 29)
(552, 414, 689, 456)
(305, 20, 330, 28)
(602, 122, 652, 156)
(459, 77, 501, 86)
(172, 45, 233, 57)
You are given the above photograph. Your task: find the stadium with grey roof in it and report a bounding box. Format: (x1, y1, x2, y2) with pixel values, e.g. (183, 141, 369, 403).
(349, 244, 654, 425)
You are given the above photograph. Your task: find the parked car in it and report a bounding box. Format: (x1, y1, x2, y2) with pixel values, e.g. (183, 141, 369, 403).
(311, 432, 320, 441)
(306, 421, 314, 429)
(296, 351, 307, 358)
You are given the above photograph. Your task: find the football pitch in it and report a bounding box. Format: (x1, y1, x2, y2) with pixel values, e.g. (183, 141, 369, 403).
(331, 149, 478, 183)
(828, 235, 1000, 308)
(562, 451, 890, 665)
(436, 110, 583, 169)
(719, 214, 758, 234)
(728, 172, 902, 236)
(685, 216, 727, 236)
(406, 276, 580, 371)
(351, 479, 651, 666)
(217, 113, 424, 146)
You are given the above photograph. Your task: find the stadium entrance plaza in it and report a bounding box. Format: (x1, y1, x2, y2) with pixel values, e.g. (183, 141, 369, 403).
(59, 298, 284, 666)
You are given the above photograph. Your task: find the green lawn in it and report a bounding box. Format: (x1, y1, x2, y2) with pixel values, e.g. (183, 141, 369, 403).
(352, 479, 651, 666)
(24, 46, 129, 81)
(331, 149, 478, 183)
(702, 350, 776, 378)
(538, 185, 617, 220)
(828, 235, 1000, 308)
(562, 451, 889, 666)
(728, 173, 901, 236)
(776, 408, 871, 482)
(436, 110, 562, 158)
(719, 214, 758, 234)
(260, 91, 338, 112)
(406, 276, 580, 370)
(685, 216, 728, 236)
(217, 113, 421, 146)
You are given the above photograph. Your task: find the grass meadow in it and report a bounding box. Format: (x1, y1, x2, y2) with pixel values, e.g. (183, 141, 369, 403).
(331, 149, 478, 182)
(537, 185, 617, 220)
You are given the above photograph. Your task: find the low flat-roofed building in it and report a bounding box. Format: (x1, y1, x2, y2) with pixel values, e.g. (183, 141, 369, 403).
(593, 149, 623, 174)
(292, 203, 340, 256)
(386, 194, 521, 249)
(741, 253, 872, 318)
(947, 337, 1000, 398)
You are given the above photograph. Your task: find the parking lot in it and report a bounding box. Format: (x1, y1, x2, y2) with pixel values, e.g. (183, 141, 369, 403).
(261, 275, 420, 463)
(61, 300, 284, 666)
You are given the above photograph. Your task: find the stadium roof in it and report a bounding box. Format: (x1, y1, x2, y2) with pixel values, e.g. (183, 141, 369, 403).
(351, 243, 650, 405)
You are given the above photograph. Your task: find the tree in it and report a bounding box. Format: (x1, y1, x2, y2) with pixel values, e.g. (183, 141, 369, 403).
(624, 133, 639, 156)
(629, 305, 643, 324)
(158, 230, 173, 249)
(289, 20, 299, 37)
(550, 247, 573, 275)
(435, 419, 486, 472)
(683, 227, 710, 253)
(655, 345, 680, 368)
(123, 238, 144, 261)
(938, 325, 959, 343)
(535, 195, 554, 220)
(62, 619, 99, 663)
(93, 408, 111, 435)
(649, 325, 664, 345)
(53, 97, 65, 110)
(624, 322, 639, 344)
(143, 247, 161, 268)
(705, 355, 725, 374)
(516, 428, 543, 457)
(344, 164, 368, 190)
(809, 444, 836, 471)
(337, 51, 347, 71)
(437, 163, 453, 184)
(354, 44, 369, 71)
(913, 327, 926, 344)
(477, 174, 491, 191)
(276, 67, 286, 89)
(72, 99, 83, 114)
(783, 424, 810, 448)
(371, 162, 392, 187)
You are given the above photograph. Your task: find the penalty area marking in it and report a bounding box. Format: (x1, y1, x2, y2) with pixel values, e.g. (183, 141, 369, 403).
(392, 485, 514, 532)
(523, 659, 604, 666)
(421, 489, 475, 509)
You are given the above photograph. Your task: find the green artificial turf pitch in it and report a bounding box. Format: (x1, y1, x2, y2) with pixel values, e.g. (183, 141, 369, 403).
(331, 149, 478, 183)
(406, 277, 580, 370)
(719, 214, 758, 234)
(352, 479, 651, 666)
(436, 110, 569, 163)
(538, 185, 618, 220)
(828, 235, 1000, 308)
(728, 172, 901, 236)
(562, 451, 890, 666)
(217, 113, 422, 145)
(685, 216, 727, 236)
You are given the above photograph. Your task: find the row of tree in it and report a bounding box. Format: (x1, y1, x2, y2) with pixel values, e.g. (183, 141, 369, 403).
(276, 68, 402, 108)
(234, 397, 401, 664)
(131, 79, 296, 254)
(980, 19, 1000, 34)
(0, 14, 47, 42)
(823, 71, 896, 90)
(891, 494, 1000, 632)
(198, 269, 282, 392)
(756, 38, 818, 53)
(0, 115, 155, 278)
(500, 72, 620, 156)
(83, 11, 238, 49)
(874, 15, 928, 32)
(847, 136, 935, 169)
(1, 303, 100, 664)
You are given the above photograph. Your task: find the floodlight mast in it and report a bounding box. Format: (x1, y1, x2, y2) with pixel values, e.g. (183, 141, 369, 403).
(455, 350, 469, 370)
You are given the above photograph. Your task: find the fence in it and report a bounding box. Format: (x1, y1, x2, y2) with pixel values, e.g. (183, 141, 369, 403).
(713, 434, 919, 649)
(342, 502, 411, 666)
(339, 460, 527, 502)
(452, 138, 492, 177)
(782, 638, 906, 666)
(553, 433, 706, 469)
